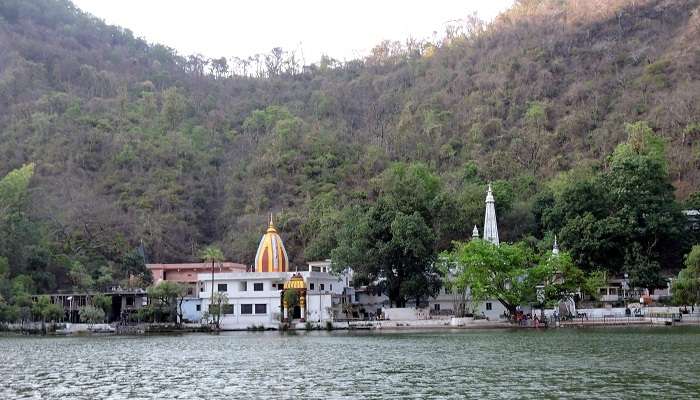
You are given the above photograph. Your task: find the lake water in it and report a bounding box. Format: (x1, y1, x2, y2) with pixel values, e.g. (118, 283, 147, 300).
(1, 327, 700, 399)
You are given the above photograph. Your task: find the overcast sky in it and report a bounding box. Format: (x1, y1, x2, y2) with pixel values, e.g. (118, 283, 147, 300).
(72, 0, 514, 63)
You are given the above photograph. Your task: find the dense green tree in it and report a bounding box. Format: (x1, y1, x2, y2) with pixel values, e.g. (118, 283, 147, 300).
(332, 163, 444, 307)
(120, 250, 152, 287)
(541, 123, 686, 289)
(0, 303, 20, 323)
(68, 261, 94, 292)
(685, 192, 700, 210)
(79, 305, 105, 325)
(673, 246, 700, 305)
(446, 239, 538, 316)
(31, 294, 64, 333)
(161, 87, 187, 129)
(447, 239, 603, 316)
(0, 163, 34, 219)
(535, 251, 605, 307)
(0, 164, 36, 276)
(147, 281, 187, 324)
(91, 293, 112, 315)
(209, 291, 229, 329)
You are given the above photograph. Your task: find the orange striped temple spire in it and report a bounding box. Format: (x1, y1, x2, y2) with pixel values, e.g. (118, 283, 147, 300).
(254, 213, 289, 272)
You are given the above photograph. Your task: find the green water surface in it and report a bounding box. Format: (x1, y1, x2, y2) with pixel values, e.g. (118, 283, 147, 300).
(1, 327, 699, 399)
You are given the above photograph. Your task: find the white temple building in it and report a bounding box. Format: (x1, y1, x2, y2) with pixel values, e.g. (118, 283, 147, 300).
(197, 217, 348, 330)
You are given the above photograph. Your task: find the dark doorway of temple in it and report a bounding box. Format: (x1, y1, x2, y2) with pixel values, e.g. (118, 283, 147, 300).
(293, 306, 301, 319)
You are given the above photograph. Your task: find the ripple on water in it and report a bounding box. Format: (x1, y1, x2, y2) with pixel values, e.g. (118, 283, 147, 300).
(1, 328, 700, 399)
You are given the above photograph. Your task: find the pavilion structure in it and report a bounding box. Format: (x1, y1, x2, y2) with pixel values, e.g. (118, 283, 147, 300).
(281, 273, 307, 322)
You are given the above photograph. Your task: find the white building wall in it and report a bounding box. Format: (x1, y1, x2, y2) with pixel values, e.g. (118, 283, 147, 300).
(196, 271, 342, 329)
(305, 294, 334, 322)
(475, 300, 510, 320)
(180, 298, 203, 322)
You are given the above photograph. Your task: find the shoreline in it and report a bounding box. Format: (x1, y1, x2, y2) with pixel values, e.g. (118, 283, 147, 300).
(3, 317, 697, 336)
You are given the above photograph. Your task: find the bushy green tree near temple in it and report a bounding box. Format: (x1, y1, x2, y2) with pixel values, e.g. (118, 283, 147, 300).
(535, 251, 605, 307)
(541, 123, 686, 289)
(31, 295, 63, 333)
(91, 293, 112, 315)
(147, 281, 187, 325)
(79, 305, 105, 325)
(446, 239, 603, 316)
(673, 246, 700, 305)
(332, 163, 443, 307)
(446, 240, 538, 316)
(209, 292, 229, 329)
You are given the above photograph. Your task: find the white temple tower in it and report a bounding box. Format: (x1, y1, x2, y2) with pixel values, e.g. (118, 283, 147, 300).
(483, 183, 499, 245)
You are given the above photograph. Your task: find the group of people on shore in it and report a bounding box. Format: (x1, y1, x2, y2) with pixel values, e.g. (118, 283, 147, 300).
(513, 309, 549, 328)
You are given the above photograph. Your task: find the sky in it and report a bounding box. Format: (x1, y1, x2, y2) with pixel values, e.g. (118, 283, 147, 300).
(72, 0, 514, 63)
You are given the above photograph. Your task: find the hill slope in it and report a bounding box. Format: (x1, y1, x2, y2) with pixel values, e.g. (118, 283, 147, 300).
(0, 0, 699, 291)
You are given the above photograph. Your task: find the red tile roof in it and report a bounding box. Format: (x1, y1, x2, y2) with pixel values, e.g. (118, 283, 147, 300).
(146, 262, 248, 271)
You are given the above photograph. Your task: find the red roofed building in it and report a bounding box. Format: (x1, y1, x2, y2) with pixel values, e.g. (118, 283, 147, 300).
(147, 262, 248, 296)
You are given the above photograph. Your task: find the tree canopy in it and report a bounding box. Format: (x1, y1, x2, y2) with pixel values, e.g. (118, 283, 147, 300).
(332, 163, 444, 307)
(446, 239, 602, 316)
(540, 123, 685, 289)
(673, 246, 700, 305)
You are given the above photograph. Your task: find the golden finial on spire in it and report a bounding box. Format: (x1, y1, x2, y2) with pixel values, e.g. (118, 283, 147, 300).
(267, 213, 277, 233)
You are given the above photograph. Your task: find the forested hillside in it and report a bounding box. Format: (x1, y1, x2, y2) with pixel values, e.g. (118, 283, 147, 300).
(0, 0, 699, 295)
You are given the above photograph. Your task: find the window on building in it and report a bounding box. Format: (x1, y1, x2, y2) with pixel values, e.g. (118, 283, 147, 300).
(312, 266, 321, 272)
(355, 293, 360, 302)
(320, 283, 325, 291)
(434, 304, 440, 311)
(255, 304, 267, 314)
(599, 288, 607, 295)
(240, 281, 248, 291)
(253, 283, 264, 292)
(310, 283, 315, 290)
(187, 287, 194, 296)
(241, 304, 253, 314)
(486, 302, 492, 311)
(217, 283, 228, 292)
(200, 285, 205, 292)
(222, 304, 234, 315)
(330, 284, 333, 291)
(126, 297, 134, 306)
(196, 304, 201, 312)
